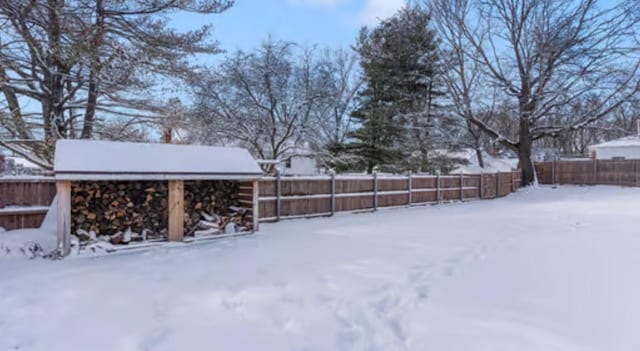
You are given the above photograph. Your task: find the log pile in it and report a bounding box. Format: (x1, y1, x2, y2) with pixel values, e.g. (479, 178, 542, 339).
(71, 181, 168, 242)
(70, 180, 252, 245)
(184, 180, 252, 236)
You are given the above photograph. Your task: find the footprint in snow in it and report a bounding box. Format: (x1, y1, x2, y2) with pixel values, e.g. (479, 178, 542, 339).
(271, 315, 299, 332)
(407, 265, 431, 301)
(138, 326, 171, 351)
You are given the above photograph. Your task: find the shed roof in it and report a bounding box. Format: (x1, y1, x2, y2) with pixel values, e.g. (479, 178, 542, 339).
(589, 135, 640, 149)
(54, 140, 263, 180)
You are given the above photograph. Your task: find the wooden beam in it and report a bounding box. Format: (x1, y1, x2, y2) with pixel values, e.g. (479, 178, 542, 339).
(252, 179, 259, 232)
(168, 180, 184, 242)
(56, 180, 71, 256)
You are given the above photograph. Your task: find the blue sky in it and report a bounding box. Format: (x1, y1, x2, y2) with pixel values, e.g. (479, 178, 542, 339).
(172, 0, 620, 58)
(172, 0, 406, 54)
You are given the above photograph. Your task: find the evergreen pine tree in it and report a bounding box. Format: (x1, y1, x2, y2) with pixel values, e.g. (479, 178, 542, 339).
(349, 6, 445, 173)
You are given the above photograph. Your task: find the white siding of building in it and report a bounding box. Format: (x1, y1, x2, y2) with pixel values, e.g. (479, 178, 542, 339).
(590, 146, 640, 160)
(279, 156, 317, 175)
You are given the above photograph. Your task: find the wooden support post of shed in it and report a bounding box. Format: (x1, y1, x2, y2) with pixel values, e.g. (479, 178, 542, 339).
(56, 180, 71, 256)
(252, 179, 260, 231)
(168, 180, 184, 242)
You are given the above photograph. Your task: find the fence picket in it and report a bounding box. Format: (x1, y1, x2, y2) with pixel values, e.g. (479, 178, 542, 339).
(330, 172, 336, 216)
(373, 172, 378, 211)
(408, 173, 412, 205)
(276, 172, 282, 221)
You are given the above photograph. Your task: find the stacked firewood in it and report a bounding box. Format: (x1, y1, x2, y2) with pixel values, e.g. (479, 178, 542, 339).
(71, 181, 168, 243)
(70, 180, 252, 245)
(183, 180, 252, 236)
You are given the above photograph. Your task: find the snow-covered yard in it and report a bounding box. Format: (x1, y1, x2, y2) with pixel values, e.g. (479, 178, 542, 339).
(2, 186, 640, 351)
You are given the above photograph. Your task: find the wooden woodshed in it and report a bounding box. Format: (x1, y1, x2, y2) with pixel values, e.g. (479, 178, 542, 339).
(53, 140, 263, 256)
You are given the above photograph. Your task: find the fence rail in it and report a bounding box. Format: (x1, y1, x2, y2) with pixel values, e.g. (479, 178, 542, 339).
(535, 159, 640, 187)
(0, 170, 523, 231)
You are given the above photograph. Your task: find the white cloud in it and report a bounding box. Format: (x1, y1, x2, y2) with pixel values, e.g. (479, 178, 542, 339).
(358, 0, 405, 25)
(288, 0, 344, 7)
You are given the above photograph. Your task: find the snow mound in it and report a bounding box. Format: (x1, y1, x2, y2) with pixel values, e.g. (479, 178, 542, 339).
(447, 149, 518, 173)
(0, 197, 57, 260)
(0, 228, 56, 259)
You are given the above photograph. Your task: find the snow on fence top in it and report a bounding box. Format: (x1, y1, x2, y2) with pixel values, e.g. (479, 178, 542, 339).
(54, 140, 263, 180)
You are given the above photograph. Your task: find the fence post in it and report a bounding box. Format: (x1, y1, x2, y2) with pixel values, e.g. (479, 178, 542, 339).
(635, 160, 639, 187)
(593, 159, 598, 185)
(330, 171, 336, 216)
(459, 173, 464, 201)
(276, 171, 282, 221)
(511, 169, 516, 192)
(408, 172, 413, 206)
(436, 175, 441, 203)
(552, 160, 556, 185)
(479, 172, 484, 199)
(495, 172, 500, 198)
(373, 172, 378, 211)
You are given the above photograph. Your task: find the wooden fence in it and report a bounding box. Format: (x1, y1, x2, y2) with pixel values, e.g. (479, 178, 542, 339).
(0, 170, 522, 230)
(0, 177, 56, 230)
(535, 159, 640, 186)
(258, 170, 522, 221)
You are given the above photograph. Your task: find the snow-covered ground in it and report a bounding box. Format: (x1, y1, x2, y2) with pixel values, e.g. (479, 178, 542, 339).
(2, 186, 640, 351)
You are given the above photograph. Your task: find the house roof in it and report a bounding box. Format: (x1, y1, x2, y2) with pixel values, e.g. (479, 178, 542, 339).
(589, 135, 640, 149)
(54, 140, 262, 180)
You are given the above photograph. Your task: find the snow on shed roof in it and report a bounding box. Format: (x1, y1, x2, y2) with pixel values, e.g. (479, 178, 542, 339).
(54, 140, 263, 180)
(589, 135, 640, 149)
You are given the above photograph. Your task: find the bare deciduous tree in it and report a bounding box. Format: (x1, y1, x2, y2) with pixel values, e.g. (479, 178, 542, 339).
(308, 48, 362, 169)
(190, 40, 326, 172)
(0, 0, 232, 168)
(431, 0, 640, 184)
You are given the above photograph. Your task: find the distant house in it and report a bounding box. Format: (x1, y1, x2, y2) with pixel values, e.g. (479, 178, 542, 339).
(588, 135, 640, 160)
(276, 153, 317, 176)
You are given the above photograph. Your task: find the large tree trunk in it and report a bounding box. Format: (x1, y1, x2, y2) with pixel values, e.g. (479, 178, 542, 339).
(475, 147, 484, 168)
(0, 67, 29, 139)
(81, 0, 104, 139)
(366, 162, 374, 174)
(518, 119, 536, 186)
